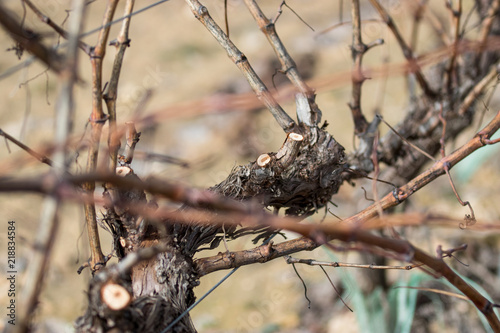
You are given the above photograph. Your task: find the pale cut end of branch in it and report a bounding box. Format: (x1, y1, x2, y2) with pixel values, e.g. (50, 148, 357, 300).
(289, 133, 304, 142)
(101, 282, 131, 311)
(257, 154, 271, 167)
(116, 166, 133, 176)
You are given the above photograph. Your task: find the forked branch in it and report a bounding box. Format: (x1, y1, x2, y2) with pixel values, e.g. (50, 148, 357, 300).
(243, 0, 322, 126)
(184, 0, 296, 132)
(83, 0, 120, 273)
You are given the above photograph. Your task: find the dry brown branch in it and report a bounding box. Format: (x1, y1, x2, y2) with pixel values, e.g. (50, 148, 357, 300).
(348, 0, 371, 135)
(378, 114, 436, 161)
(445, 0, 462, 90)
(0, 4, 63, 73)
(243, 0, 322, 126)
(0, 128, 53, 167)
(184, 0, 296, 132)
(22, 0, 91, 55)
(83, 0, 119, 274)
(120, 122, 140, 164)
(477, 0, 500, 69)
(346, 110, 500, 224)
(12, 1, 86, 332)
(104, 0, 135, 171)
(189, 204, 500, 328)
(409, 0, 427, 52)
(459, 64, 499, 116)
(2, 2, 500, 331)
(131, 150, 189, 167)
(285, 244, 468, 271)
(189, 211, 500, 274)
(196, 238, 317, 276)
(368, 0, 436, 98)
(286, 256, 417, 270)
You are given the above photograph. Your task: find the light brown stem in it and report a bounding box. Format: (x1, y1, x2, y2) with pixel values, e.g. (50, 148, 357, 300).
(22, 0, 91, 54)
(122, 122, 140, 164)
(84, 0, 119, 273)
(243, 0, 321, 126)
(275, 132, 303, 168)
(368, 0, 436, 98)
(184, 0, 296, 132)
(104, 0, 135, 171)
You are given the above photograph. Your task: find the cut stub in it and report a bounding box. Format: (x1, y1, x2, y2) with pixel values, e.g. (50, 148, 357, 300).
(211, 128, 345, 216)
(275, 132, 304, 168)
(116, 166, 133, 177)
(101, 282, 132, 311)
(257, 153, 271, 167)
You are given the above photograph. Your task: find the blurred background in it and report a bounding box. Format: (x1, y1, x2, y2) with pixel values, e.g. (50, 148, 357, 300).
(0, 0, 499, 332)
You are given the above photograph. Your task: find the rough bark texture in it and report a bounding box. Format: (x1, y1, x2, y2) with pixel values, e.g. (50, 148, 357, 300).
(74, 1, 500, 332)
(75, 126, 346, 332)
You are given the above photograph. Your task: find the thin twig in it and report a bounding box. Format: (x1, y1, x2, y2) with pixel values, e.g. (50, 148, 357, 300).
(22, 0, 91, 54)
(244, 0, 321, 126)
(184, 0, 296, 132)
(348, 0, 370, 134)
(104, 0, 135, 171)
(131, 150, 189, 167)
(291, 262, 311, 309)
(286, 256, 416, 270)
(445, 0, 462, 92)
(476, 0, 500, 71)
(459, 65, 499, 116)
(0, 128, 53, 167)
(344, 110, 500, 226)
(14, 0, 86, 332)
(224, 0, 229, 38)
(318, 265, 353, 312)
(0, 4, 64, 73)
(377, 114, 436, 161)
(394, 286, 469, 301)
(0, 0, 171, 80)
(439, 106, 475, 227)
(409, 0, 427, 52)
(368, 0, 436, 98)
